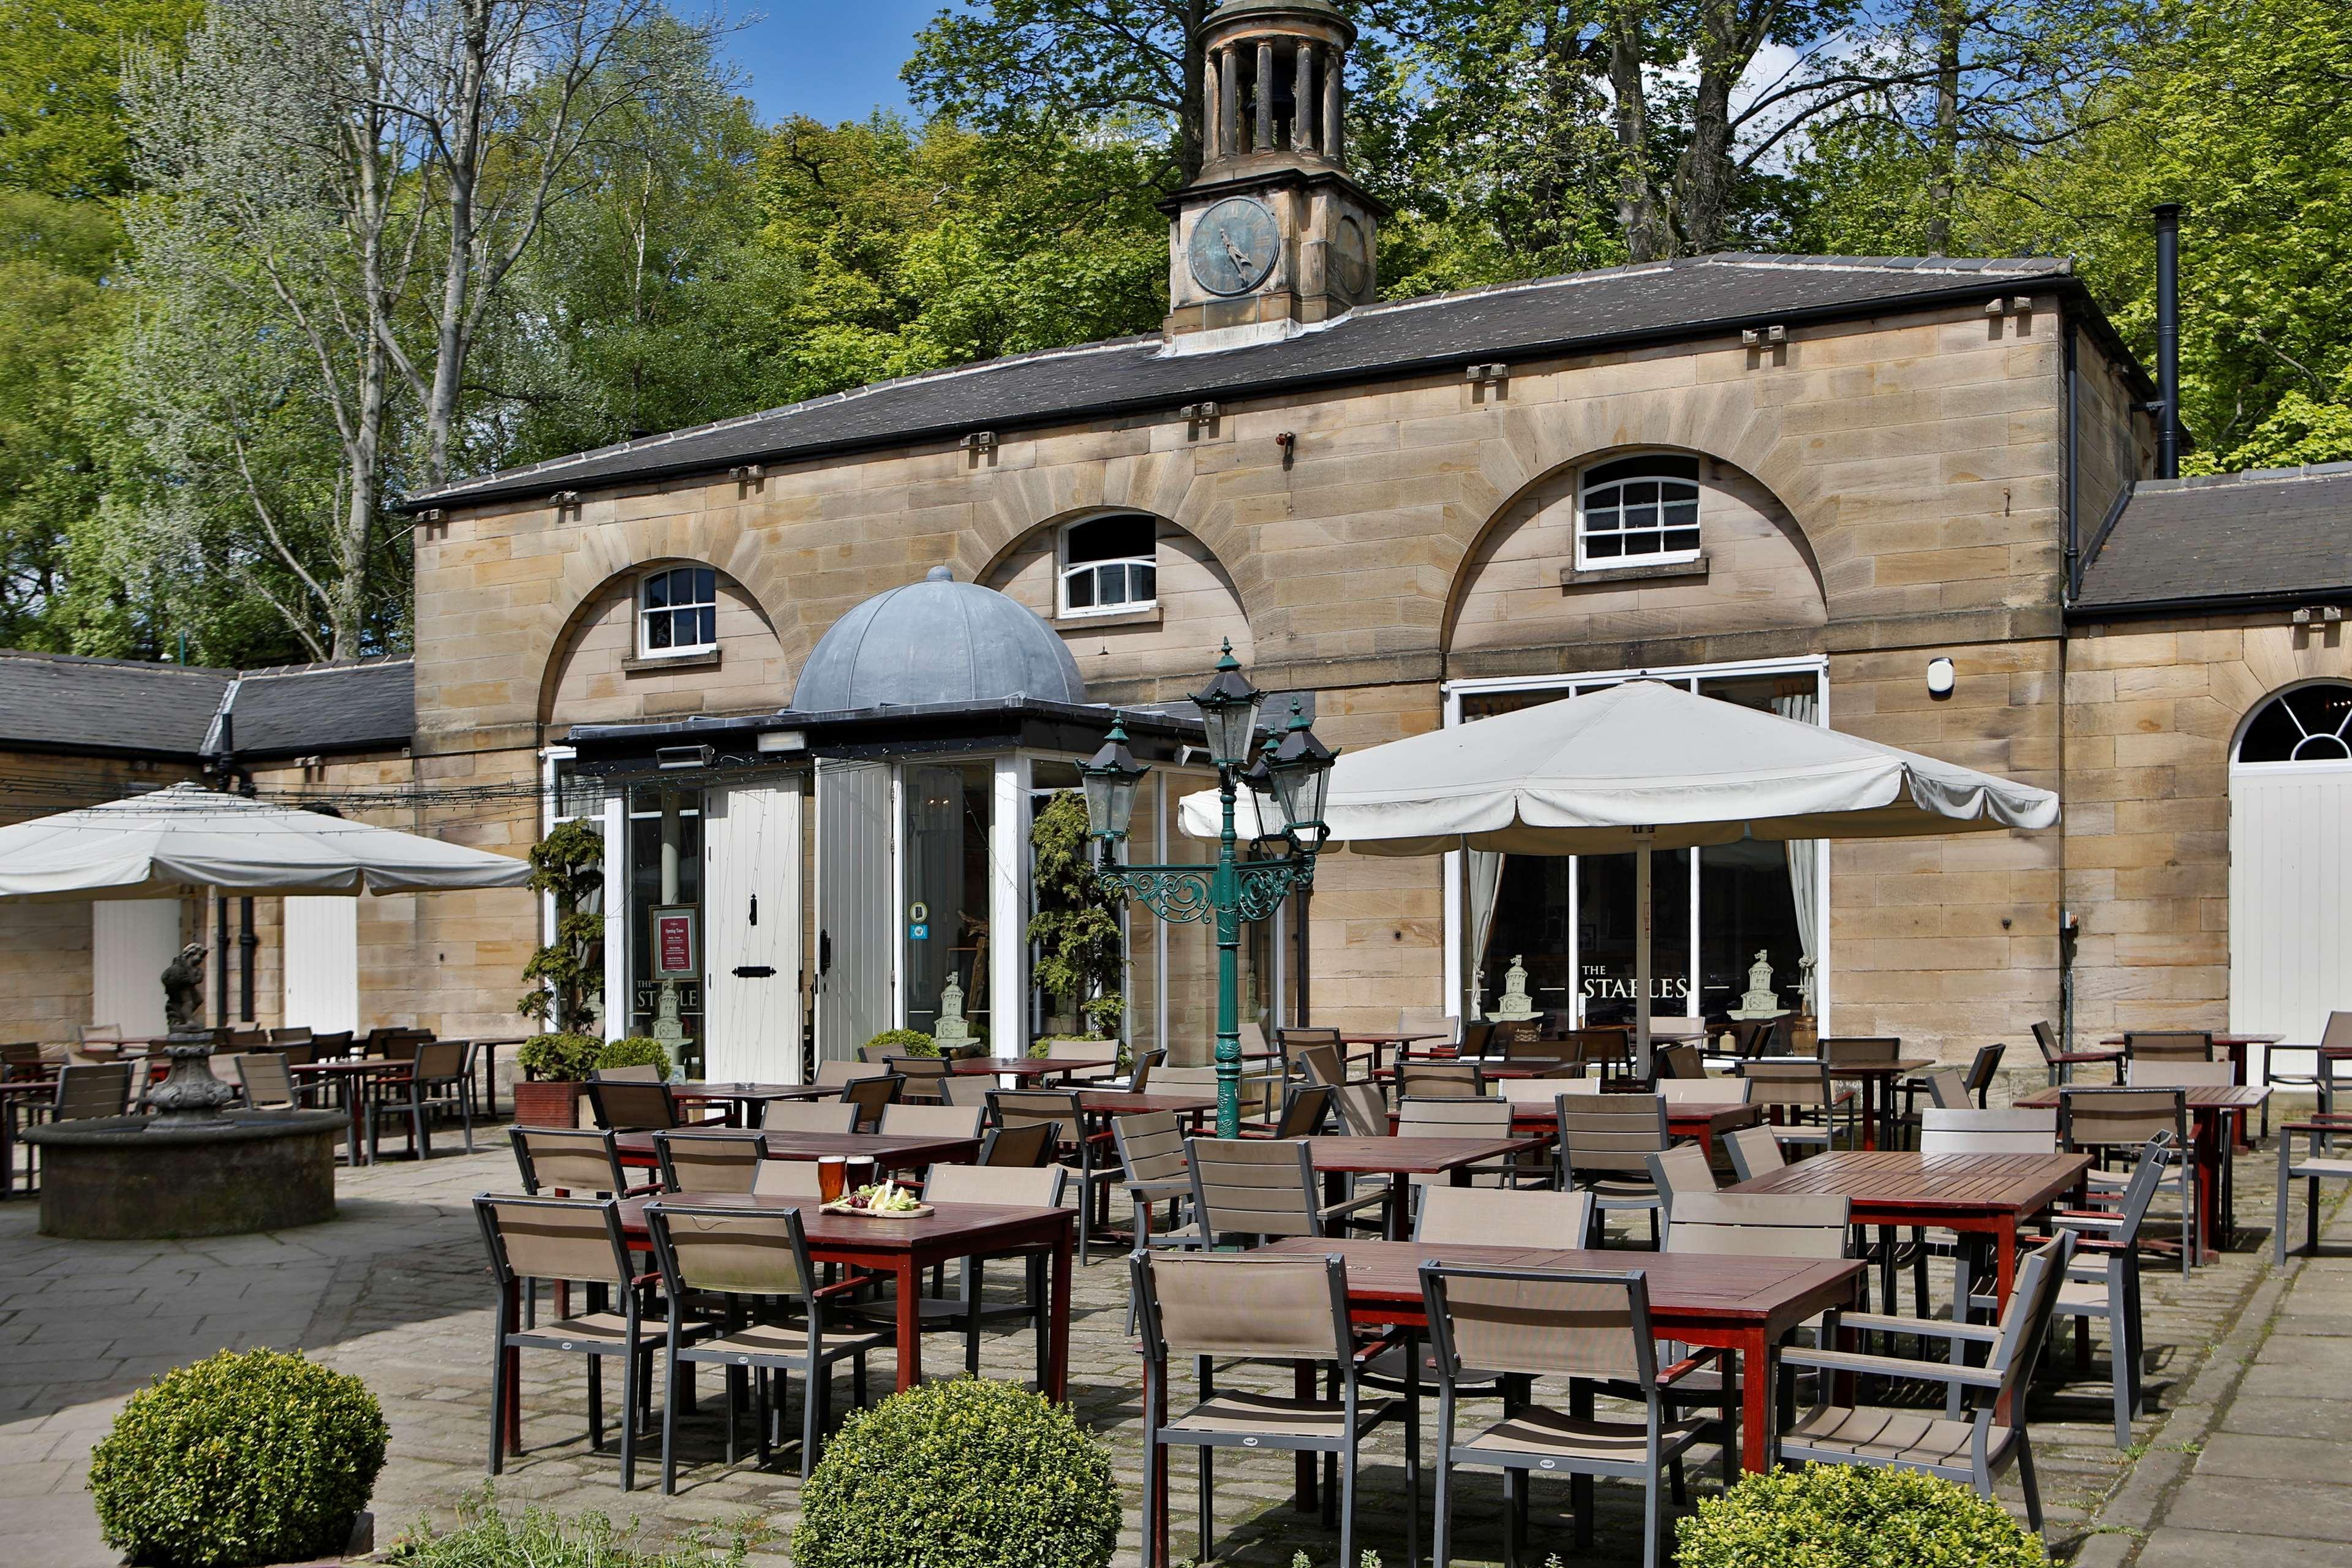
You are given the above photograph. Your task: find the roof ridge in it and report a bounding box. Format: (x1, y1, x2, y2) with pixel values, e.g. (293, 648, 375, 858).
(2136, 460, 2352, 493)
(232, 654, 415, 679)
(0, 648, 233, 676)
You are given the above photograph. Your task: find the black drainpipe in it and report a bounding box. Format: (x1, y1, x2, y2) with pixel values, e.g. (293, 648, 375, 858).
(2063, 318, 2082, 599)
(2153, 202, 2182, 480)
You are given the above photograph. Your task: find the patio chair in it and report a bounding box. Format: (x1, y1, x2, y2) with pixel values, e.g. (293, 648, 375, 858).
(1292, 1040, 1347, 1088)
(941, 1071, 995, 1107)
(2051, 1136, 2171, 1446)
(978, 1120, 1060, 1167)
(1325, 1079, 1392, 1138)
(2264, 1009, 2352, 1139)
(1039, 1038, 1121, 1084)
(266, 1026, 313, 1045)
(2032, 1019, 2122, 1086)
(2275, 1077, 2352, 1265)
(813, 1058, 891, 1088)
(753, 1159, 825, 1197)
(1422, 1261, 1709, 1568)
(1556, 1027, 1630, 1076)
(2124, 1030, 2214, 1063)
(235, 1052, 315, 1110)
(878, 1102, 986, 1141)
(643, 1201, 888, 1487)
(475, 1195, 665, 1490)
(309, 1030, 355, 1058)
(650, 1129, 766, 1193)
(1656, 1042, 1707, 1080)
(1157, 1063, 1282, 1121)
(1280, 1023, 1369, 1079)
(1262, 1082, 1333, 1139)
(762, 1101, 858, 1135)
(366, 1038, 474, 1160)
(1398, 1094, 1523, 1192)
(2061, 1087, 2195, 1274)
(1963, 1042, 2007, 1107)
(1778, 1235, 2076, 1537)
(1555, 1093, 1672, 1247)
(587, 1078, 684, 1133)
(53, 1061, 131, 1120)
(1919, 1107, 2057, 1156)
(1398, 1061, 1483, 1099)
(1822, 1036, 1902, 1066)
(1721, 1125, 1785, 1182)
(884, 1055, 952, 1103)
(1741, 1057, 1850, 1154)
(837, 1072, 904, 1133)
(1644, 1143, 1720, 1218)
(1096, 1046, 1167, 1095)
(1183, 1135, 1384, 1245)
(990, 1089, 1119, 1256)
(0, 1041, 48, 1080)
(1658, 1077, 1749, 1105)
(1114, 1111, 1200, 1276)
(510, 1126, 643, 1197)
(2128, 1058, 2234, 1088)
(846, 1163, 1070, 1384)
(1134, 1250, 1410, 1568)
(1453, 1020, 1496, 1060)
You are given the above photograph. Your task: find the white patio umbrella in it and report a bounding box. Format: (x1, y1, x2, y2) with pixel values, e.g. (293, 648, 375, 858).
(1181, 679, 2059, 1068)
(0, 781, 532, 900)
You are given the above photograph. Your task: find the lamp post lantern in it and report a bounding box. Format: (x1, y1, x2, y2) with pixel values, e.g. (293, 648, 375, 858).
(1080, 643, 1335, 1137)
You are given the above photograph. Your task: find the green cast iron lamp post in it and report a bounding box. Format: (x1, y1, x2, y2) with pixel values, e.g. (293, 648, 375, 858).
(1080, 643, 1334, 1137)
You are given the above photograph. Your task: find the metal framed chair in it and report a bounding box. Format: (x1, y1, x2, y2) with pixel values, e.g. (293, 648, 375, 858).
(2264, 1009, 2352, 1139)
(1398, 1061, 1483, 1099)
(1657, 1077, 1749, 1106)
(1265, 1082, 1333, 1139)
(1422, 1261, 1709, 1568)
(941, 1071, 996, 1108)
(1643, 1143, 1719, 1219)
(587, 1078, 683, 1133)
(641, 1200, 888, 1486)
(991, 1088, 1119, 1257)
(1183, 1135, 1384, 1245)
(53, 1061, 132, 1120)
(1778, 1235, 2076, 1537)
(1741, 1056, 1850, 1153)
(763, 1100, 859, 1134)
(884, 1055, 952, 1103)
(649, 1129, 766, 1193)
(878, 1102, 986, 1140)
(752, 1159, 824, 1197)
(1114, 1110, 1200, 1281)
(2032, 1019, 2122, 1086)
(2124, 1030, 2215, 1063)
(1042, 1038, 1123, 1083)
(2060, 1087, 2195, 1275)
(1331, 1080, 1392, 1137)
(978, 1120, 1060, 1167)
(510, 1125, 643, 1197)
(366, 1038, 474, 1160)
(813, 1058, 891, 1088)
(837, 1072, 904, 1133)
(1919, 1107, 2058, 1156)
(1134, 1250, 1410, 1568)
(475, 1194, 665, 1491)
(1398, 1093, 1523, 1193)
(1555, 1093, 1672, 1246)
(1721, 1124, 1785, 1182)
(2051, 1136, 2171, 1446)
(847, 1163, 1070, 1385)
(2275, 1076, 2352, 1265)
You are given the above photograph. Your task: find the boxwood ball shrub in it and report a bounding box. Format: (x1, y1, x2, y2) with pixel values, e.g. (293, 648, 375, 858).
(90, 1348, 389, 1567)
(595, 1035, 672, 1077)
(862, 1027, 937, 1058)
(793, 1378, 1120, 1568)
(516, 1031, 602, 1082)
(1676, 1463, 2047, 1568)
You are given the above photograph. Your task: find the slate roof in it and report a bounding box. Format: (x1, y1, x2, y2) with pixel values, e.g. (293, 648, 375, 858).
(403, 252, 2094, 513)
(0, 651, 413, 760)
(2074, 463, 2352, 614)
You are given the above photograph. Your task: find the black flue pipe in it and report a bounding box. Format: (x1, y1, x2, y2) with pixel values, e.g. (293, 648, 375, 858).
(2154, 202, 2182, 480)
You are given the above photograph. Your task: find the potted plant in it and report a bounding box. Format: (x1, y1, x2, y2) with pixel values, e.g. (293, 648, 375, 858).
(1028, 793, 1125, 1042)
(515, 820, 605, 1128)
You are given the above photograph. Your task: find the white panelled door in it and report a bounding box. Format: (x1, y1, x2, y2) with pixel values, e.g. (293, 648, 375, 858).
(702, 784, 803, 1084)
(816, 760, 893, 1062)
(92, 899, 182, 1037)
(2230, 761, 2352, 1057)
(282, 895, 360, 1033)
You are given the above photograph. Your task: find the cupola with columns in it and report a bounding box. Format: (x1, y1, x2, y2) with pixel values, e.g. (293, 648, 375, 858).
(1162, 0, 1387, 343)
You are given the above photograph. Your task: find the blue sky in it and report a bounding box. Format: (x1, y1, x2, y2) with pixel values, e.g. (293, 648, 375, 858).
(724, 4, 940, 125)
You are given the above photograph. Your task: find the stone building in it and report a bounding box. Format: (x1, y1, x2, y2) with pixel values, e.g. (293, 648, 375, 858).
(2, 0, 2345, 1072)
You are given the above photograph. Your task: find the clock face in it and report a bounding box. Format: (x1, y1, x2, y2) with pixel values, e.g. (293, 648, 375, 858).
(1334, 215, 1371, 301)
(1188, 197, 1281, 297)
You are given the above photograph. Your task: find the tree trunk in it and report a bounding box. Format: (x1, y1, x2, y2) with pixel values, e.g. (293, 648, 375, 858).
(1924, 2, 1964, 256)
(1607, 4, 1672, 261)
(423, 0, 494, 491)
(1674, 0, 1753, 257)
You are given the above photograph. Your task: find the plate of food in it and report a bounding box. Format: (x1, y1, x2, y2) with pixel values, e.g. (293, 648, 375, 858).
(821, 1180, 933, 1219)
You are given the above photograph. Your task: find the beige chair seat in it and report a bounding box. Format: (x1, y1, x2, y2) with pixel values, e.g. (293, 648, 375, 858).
(2293, 1156, 2352, 1178)
(1460, 1404, 1707, 1463)
(1166, 1389, 1395, 1442)
(511, 1311, 663, 1351)
(693, 1321, 889, 1362)
(1584, 1177, 1660, 1200)
(1785, 1403, 2019, 1467)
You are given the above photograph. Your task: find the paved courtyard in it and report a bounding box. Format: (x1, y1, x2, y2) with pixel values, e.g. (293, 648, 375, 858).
(2, 1084, 2347, 1568)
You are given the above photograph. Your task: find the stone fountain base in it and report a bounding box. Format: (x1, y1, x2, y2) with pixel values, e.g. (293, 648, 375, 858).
(21, 1109, 345, 1240)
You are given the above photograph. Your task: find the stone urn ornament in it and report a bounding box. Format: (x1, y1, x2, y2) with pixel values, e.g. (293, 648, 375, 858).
(932, 973, 977, 1052)
(1728, 949, 1789, 1020)
(1491, 956, 1537, 1022)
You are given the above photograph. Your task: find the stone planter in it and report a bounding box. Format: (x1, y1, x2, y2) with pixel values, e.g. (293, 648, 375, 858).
(512, 1077, 585, 1129)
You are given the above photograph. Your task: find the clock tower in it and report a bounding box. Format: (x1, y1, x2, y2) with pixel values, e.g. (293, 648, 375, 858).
(1163, 0, 1387, 344)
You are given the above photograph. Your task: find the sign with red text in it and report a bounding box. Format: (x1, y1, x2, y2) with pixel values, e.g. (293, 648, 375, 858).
(651, 905, 699, 979)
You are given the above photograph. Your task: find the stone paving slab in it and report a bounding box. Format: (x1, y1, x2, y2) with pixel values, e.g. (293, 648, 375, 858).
(0, 1075, 2333, 1567)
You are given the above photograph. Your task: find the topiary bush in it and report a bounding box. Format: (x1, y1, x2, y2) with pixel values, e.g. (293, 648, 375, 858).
(595, 1036, 672, 1077)
(862, 1027, 937, 1059)
(516, 1031, 601, 1082)
(90, 1348, 389, 1567)
(1676, 1463, 2048, 1568)
(793, 1378, 1120, 1568)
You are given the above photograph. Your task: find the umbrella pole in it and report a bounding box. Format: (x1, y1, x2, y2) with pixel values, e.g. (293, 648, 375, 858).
(1634, 835, 1653, 1080)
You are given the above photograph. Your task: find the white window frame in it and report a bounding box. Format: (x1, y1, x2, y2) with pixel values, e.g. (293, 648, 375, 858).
(637, 565, 718, 658)
(1439, 654, 1833, 1035)
(1575, 453, 1704, 571)
(1057, 514, 1159, 619)
(2233, 680, 2352, 767)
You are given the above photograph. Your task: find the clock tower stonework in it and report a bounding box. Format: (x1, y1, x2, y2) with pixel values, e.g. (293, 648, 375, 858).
(1164, 0, 1387, 344)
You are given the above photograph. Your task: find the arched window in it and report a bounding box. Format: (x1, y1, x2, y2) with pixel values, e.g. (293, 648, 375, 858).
(639, 565, 717, 657)
(2237, 682, 2352, 764)
(1059, 514, 1157, 616)
(1578, 454, 1702, 570)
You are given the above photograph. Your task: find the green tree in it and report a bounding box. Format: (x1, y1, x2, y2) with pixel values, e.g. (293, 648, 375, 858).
(1027, 792, 1125, 1036)
(0, 0, 202, 200)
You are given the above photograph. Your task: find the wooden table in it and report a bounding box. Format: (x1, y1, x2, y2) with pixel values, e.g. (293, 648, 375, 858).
(1821, 1058, 1936, 1150)
(946, 1055, 1116, 1082)
(1, 1078, 55, 1197)
(592, 1196, 1073, 1422)
(2016, 1082, 2269, 1259)
(1727, 1150, 2091, 1310)
(613, 1128, 981, 1171)
(1069, 1090, 1221, 1121)
(1304, 1135, 1545, 1238)
(669, 1082, 836, 1125)
(288, 1058, 414, 1167)
(1143, 1236, 1863, 1556)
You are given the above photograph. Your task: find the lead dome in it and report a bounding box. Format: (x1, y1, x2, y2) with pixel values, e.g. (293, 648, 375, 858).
(790, 567, 1088, 712)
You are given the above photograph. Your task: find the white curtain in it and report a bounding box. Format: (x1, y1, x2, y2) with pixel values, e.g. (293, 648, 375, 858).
(1773, 690, 1822, 1014)
(1465, 848, 1505, 1018)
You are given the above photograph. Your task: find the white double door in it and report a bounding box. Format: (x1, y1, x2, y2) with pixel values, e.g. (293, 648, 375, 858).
(2230, 760, 2352, 1068)
(701, 784, 803, 1083)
